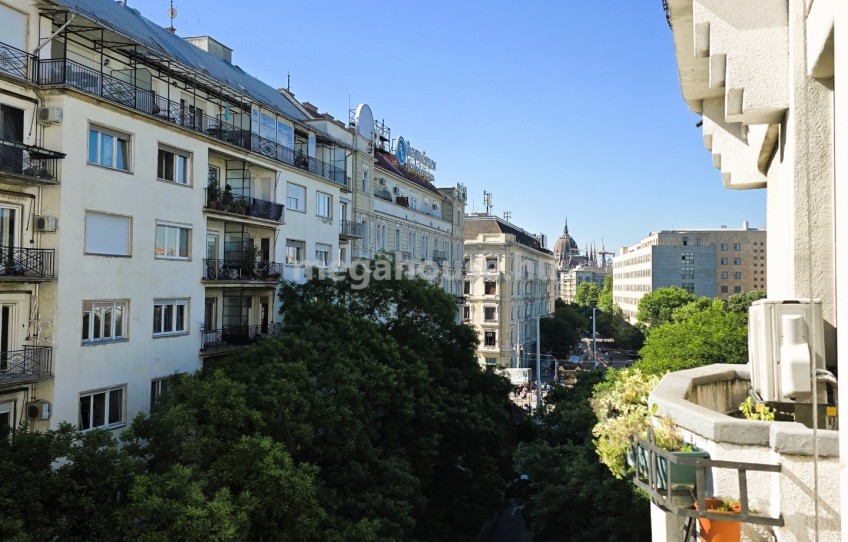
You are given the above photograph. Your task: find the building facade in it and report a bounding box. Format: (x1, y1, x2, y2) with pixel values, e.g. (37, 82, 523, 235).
(552, 220, 611, 303)
(613, 225, 766, 322)
(0, 0, 464, 433)
(463, 214, 556, 369)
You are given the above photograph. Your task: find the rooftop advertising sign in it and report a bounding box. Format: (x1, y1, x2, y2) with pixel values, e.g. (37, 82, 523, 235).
(396, 137, 436, 182)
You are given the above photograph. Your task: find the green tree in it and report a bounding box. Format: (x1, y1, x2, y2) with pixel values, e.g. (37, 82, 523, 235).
(575, 281, 601, 308)
(636, 286, 696, 329)
(726, 289, 766, 314)
(637, 299, 749, 375)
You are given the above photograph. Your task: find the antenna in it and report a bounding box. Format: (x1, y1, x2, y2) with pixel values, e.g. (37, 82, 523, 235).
(483, 190, 494, 215)
(166, 1, 178, 33)
(287, 72, 291, 92)
(503, 211, 511, 221)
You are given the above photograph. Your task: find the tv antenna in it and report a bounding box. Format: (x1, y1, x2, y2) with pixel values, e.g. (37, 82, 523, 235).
(483, 190, 494, 215)
(503, 211, 511, 221)
(166, 1, 178, 33)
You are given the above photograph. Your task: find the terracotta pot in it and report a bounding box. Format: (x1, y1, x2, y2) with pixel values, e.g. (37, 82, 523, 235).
(694, 498, 741, 542)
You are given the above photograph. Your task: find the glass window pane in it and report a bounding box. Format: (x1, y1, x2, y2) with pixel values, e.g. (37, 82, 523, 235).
(82, 311, 90, 341)
(116, 138, 127, 170)
(114, 305, 123, 337)
(93, 308, 102, 339)
(176, 304, 185, 331)
(167, 228, 177, 256)
(79, 396, 92, 429)
(92, 392, 106, 427)
(179, 229, 189, 258)
(103, 307, 113, 338)
(163, 304, 173, 332)
(88, 130, 98, 163)
(100, 134, 113, 167)
(108, 389, 122, 424)
(155, 226, 165, 256)
(153, 304, 162, 333)
(176, 155, 187, 184)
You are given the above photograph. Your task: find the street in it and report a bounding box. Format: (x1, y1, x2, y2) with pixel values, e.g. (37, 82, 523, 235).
(481, 499, 533, 542)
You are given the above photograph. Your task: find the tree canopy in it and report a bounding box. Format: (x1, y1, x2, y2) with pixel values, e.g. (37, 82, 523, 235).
(636, 286, 697, 329)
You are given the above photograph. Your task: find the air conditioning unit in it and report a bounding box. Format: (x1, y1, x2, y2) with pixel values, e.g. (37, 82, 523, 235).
(34, 215, 58, 232)
(27, 400, 51, 420)
(378, 178, 386, 186)
(748, 299, 825, 403)
(37, 107, 63, 125)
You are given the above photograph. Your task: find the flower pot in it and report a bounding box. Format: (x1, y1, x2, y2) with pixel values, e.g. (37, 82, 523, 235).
(656, 447, 709, 490)
(695, 498, 741, 542)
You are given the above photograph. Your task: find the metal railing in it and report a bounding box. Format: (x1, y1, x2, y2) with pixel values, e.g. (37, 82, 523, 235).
(0, 246, 55, 279)
(339, 220, 363, 238)
(0, 139, 64, 182)
(204, 188, 284, 222)
(0, 346, 52, 382)
(29, 54, 346, 186)
(0, 41, 30, 80)
(201, 322, 282, 350)
(203, 258, 283, 281)
(432, 250, 446, 262)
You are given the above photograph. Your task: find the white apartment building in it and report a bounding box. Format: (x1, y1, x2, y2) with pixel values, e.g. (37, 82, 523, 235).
(613, 226, 766, 322)
(463, 214, 556, 369)
(0, 0, 464, 433)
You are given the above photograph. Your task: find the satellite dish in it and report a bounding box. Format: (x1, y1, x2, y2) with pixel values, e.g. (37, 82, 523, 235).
(353, 103, 374, 140)
(167, 6, 178, 18)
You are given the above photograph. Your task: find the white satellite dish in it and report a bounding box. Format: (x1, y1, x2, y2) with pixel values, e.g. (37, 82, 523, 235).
(353, 103, 374, 140)
(167, 6, 178, 19)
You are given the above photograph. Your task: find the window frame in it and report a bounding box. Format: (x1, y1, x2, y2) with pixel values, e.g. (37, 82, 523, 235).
(316, 192, 332, 218)
(88, 124, 131, 172)
(82, 300, 128, 344)
(153, 298, 189, 337)
(287, 183, 306, 213)
(315, 243, 331, 268)
(157, 144, 192, 186)
(150, 376, 174, 410)
(79, 385, 126, 431)
(84, 211, 132, 257)
(484, 330, 497, 347)
(285, 239, 305, 265)
(155, 222, 192, 260)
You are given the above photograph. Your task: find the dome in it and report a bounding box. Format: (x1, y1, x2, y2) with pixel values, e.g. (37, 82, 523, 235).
(554, 221, 579, 256)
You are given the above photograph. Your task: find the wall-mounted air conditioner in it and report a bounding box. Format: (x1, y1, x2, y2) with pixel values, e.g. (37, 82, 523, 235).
(27, 400, 51, 420)
(35, 215, 58, 232)
(37, 107, 63, 125)
(748, 299, 825, 403)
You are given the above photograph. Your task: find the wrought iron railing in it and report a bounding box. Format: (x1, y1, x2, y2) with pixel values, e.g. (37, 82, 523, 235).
(0, 41, 30, 80)
(0, 246, 55, 279)
(339, 220, 363, 238)
(0, 346, 52, 381)
(204, 188, 284, 222)
(203, 258, 283, 281)
(29, 53, 347, 186)
(0, 139, 64, 182)
(432, 250, 446, 262)
(201, 322, 282, 350)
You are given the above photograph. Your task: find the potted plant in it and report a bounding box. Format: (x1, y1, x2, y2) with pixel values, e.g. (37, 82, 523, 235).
(694, 497, 741, 542)
(207, 174, 221, 209)
(222, 184, 235, 212)
(651, 415, 709, 490)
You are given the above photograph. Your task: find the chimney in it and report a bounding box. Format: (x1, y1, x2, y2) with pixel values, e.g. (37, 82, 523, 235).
(742, 220, 749, 230)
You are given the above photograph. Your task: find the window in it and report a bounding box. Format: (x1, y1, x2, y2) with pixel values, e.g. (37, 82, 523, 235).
(484, 281, 497, 295)
(720, 243, 728, 251)
(682, 236, 688, 246)
(734, 272, 742, 280)
(721, 285, 729, 293)
(733, 257, 742, 265)
(486, 258, 498, 272)
(463, 306, 470, 321)
(721, 271, 728, 279)
(695, 238, 701, 246)
(485, 357, 497, 367)
(484, 307, 497, 321)
(362, 169, 369, 192)
(395, 229, 401, 250)
(734, 243, 741, 251)
(463, 281, 471, 295)
(484, 331, 497, 347)
(85, 212, 131, 256)
(287, 183, 306, 212)
(720, 257, 728, 265)
(315, 243, 331, 267)
(155, 223, 190, 259)
(285, 239, 305, 265)
(150, 377, 173, 409)
(316, 192, 331, 218)
(153, 298, 188, 336)
(82, 301, 127, 344)
(79, 386, 125, 430)
(157, 146, 190, 184)
(88, 125, 130, 171)
(734, 286, 742, 293)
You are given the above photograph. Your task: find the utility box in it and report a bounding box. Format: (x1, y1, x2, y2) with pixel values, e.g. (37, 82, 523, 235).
(748, 299, 824, 403)
(503, 368, 531, 386)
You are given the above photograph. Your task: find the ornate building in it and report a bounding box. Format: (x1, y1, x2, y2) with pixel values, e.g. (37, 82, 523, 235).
(553, 220, 611, 303)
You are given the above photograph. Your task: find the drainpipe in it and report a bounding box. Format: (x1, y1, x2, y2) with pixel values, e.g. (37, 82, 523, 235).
(33, 13, 76, 56)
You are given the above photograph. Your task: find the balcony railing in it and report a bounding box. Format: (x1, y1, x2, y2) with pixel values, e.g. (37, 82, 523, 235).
(0, 346, 52, 382)
(201, 322, 282, 351)
(0, 139, 65, 183)
(205, 188, 284, 222)
(29, 54, 347, 186)
(339, 220, 363, 239)
(432, 250, 446, 262)
(0, 246, 55, 279)
(0, 41, 30, 81)
(203, 258, 283, 281)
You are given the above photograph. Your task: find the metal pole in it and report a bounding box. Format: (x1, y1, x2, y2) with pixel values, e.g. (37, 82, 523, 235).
(592, 307, 597, 367)
(536, 315, 542, 410)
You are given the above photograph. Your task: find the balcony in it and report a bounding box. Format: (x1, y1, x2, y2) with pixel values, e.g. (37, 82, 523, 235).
(203, 258, 283, 282)
(0, 246, 55, 280)
(645, 364, 840, 541)
(201, 323, 282, 351)
(205, 188, 284, 222)
(0, 139, 65, 185)
(28, 54, 346, 187)
(432, 250, 446, 263)
(339, 220, 363, 240)
(0, 41, 29, 81)
(0, 346, 52, 384)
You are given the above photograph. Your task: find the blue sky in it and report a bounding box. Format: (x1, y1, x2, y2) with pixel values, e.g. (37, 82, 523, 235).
(140, 0, 765, 254)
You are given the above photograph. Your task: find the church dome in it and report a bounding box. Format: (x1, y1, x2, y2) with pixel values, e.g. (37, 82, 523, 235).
(554, 221, 579, 257)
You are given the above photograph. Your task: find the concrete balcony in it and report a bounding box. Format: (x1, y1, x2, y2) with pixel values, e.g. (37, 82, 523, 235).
(646, 364, 840, 541)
